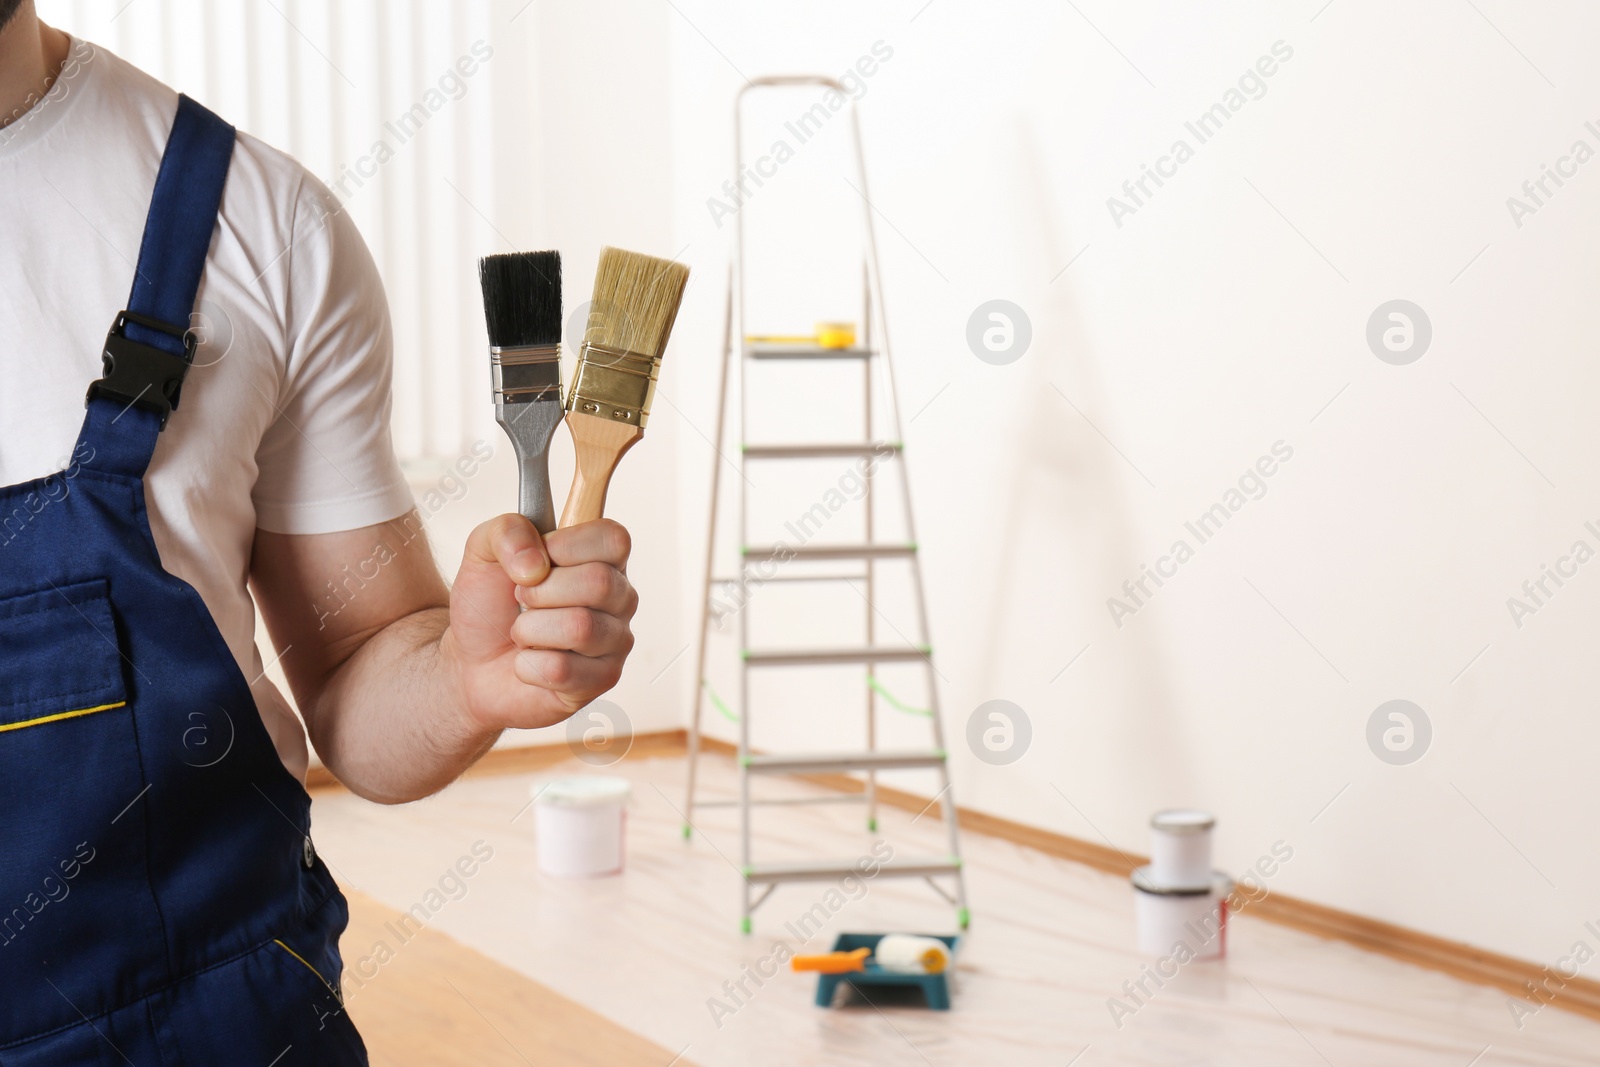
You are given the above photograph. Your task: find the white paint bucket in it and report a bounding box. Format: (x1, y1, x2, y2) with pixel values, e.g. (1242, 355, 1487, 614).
(533, 776, 630, 878)
(1132, 867, 1232, 960)
(1148, 809, 1215, 891)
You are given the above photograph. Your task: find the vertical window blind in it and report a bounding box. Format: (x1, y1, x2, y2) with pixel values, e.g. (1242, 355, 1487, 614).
(49, 0, 537, 465)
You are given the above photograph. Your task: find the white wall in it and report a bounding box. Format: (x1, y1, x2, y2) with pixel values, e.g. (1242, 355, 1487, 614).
(50, 0, 1600, 966)
(659, 0, 1600, 968)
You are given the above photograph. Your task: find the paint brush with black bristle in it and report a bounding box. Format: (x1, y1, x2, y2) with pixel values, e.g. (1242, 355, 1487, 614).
(560, 246, 690, 526)
(478, 250, 563, 533)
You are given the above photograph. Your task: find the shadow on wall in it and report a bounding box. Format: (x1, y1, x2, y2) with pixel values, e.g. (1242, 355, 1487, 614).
(974, 115, 1193, 807)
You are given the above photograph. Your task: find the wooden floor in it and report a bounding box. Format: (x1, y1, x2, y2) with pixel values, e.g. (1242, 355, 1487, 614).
(310, 754, 1600, 1066)
(340, 889, 696, 1066)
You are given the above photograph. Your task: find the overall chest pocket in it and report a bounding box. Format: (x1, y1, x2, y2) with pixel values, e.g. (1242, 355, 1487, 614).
(0, 578, 171, 1041)
(0, 579, 127, 730)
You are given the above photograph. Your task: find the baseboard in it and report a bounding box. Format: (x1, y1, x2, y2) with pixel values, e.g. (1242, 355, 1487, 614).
(307, 729, 1600, 1023)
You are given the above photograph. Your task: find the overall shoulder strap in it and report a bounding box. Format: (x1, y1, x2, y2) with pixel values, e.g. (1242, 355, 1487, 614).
(79, 94, 236, 479)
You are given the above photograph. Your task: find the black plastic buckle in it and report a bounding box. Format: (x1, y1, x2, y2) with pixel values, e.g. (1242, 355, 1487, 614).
(84, 310, 196, 430)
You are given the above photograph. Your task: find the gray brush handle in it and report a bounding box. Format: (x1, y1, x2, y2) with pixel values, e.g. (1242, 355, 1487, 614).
(496, 399, 564, 535)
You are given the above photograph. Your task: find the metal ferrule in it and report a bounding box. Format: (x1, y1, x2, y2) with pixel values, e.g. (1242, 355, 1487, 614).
(491, 343, 562, 404)
(491, 344, 563, 533)
(565, 343, 659, 427)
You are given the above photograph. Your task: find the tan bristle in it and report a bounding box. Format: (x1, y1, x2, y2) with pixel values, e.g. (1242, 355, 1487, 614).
(585, 246, 691, 359)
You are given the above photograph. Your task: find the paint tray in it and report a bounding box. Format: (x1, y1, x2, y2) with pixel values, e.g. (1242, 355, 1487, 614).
(813, 933, 959, 1011)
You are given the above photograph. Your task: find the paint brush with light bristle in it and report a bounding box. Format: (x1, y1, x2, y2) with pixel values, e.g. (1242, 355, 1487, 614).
(559, 246, 690, 526)
(479, 250, 563, 533)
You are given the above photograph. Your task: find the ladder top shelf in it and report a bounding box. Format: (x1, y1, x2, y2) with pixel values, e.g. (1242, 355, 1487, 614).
(744, 341, 875, 360)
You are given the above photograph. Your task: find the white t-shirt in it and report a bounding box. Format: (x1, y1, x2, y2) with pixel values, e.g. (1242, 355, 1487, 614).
(0, 38, 415, 781)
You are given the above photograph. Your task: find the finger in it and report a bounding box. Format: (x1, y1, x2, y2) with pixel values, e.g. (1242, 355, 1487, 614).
(512, 607, 634, 659)
(515, 562, 638, 617)
(473, 511, 550, 585)
(450, 514, 548, 658)
(512, 647, 626, 702)
(541, 519, 631, 571)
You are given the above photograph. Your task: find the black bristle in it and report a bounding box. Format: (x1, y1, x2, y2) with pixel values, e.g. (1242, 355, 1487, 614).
(478, 250, 562, 348)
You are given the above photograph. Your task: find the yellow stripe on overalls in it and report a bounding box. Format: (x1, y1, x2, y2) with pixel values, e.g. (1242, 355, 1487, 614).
(0, 701, 126, 734)
(274, 939, 344, 1004)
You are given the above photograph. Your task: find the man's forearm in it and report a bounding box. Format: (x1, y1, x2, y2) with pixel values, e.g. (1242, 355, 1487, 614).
(254, 514, 635, 802)
(304, 606, 500, 804)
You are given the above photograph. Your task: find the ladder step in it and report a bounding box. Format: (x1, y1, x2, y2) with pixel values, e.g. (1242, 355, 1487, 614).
(714, 573, 867, 585)
(743, 543, 915, 563)
(744, 646, 930, 667)
(745, 856, 961, 884)
(695, 795, 866, 808)
(745, 749, 946, 775)
(745, 344, 874, 361)
(743, 442, 901, 460)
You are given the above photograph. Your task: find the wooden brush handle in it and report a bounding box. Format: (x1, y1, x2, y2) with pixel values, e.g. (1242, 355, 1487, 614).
(560, 412, 645, 526)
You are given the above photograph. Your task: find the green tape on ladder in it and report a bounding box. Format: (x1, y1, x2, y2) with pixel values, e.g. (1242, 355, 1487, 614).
(703, 680, 739, 722)
(866, 675, 933, 717)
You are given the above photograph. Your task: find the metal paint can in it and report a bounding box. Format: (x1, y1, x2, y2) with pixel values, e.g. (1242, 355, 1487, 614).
(1149, 808, 1216, 891)
(1132, 867, 1233, 960)
(533, 776, 631, 878)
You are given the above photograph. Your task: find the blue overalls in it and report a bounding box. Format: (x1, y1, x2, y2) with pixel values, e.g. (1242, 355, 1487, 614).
(0, 97, 368, 1064)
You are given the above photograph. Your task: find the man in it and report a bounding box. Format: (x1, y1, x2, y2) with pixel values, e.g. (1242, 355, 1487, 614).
(0, 3, 635, 1061)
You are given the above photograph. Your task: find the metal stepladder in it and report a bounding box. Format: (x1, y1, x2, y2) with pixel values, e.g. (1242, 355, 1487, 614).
(682, 76, 969, 934)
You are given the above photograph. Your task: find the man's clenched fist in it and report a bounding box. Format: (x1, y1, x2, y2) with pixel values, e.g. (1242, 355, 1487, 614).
(441, 515, 637, 733)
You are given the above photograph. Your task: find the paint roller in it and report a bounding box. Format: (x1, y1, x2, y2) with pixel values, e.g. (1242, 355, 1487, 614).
(790, 935, 951, 976)
(874, 935, 951, 975)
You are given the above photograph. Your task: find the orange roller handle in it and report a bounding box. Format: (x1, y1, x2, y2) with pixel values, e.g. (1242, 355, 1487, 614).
(790, 947, 870, 974)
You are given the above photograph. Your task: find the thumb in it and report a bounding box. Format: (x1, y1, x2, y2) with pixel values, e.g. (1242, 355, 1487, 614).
(449, 514, 551, 659)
